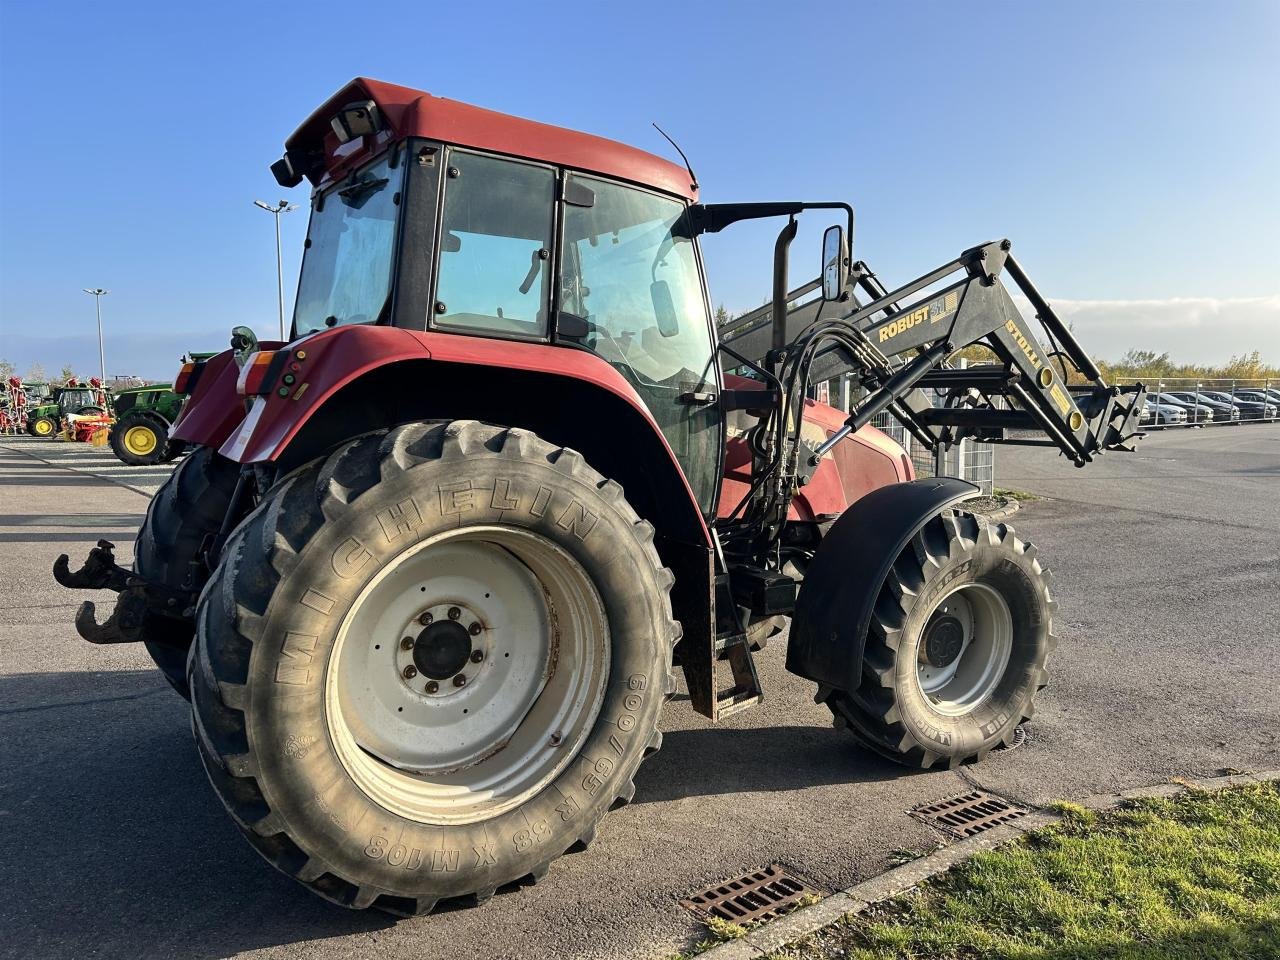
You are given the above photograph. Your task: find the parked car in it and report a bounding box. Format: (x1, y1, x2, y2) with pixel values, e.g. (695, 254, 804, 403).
(1164, 391, 1240, 422)
(1149, 392, 1214, 423)
(1233, 386, 1280, 406)
(1196, 390, 1278, 421)
(1141, 400, 1189, 426)
(1227, 390, 1280, 418)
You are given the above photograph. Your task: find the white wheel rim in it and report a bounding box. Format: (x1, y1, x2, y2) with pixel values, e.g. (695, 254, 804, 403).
(915, 582, 1013, 717)
(326, 525, 609, 825)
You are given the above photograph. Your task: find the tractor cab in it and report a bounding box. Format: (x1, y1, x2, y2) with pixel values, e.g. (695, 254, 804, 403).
(276, 80, 724, 510)
(54, 387, 100, 415)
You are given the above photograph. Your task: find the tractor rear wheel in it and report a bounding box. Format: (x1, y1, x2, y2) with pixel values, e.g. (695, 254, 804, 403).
(189, 420, 677, 914)
(110, 412, 170, 465)
(29, 415, 56, 437)
(822, 510, 1055, 768)
(134, 445, 240, 697)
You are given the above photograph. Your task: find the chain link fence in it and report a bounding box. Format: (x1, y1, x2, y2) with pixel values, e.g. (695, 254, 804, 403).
(823, 363, 996, 495)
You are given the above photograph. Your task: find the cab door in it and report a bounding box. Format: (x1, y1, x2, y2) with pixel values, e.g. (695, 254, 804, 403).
(557, 174, 723, 513)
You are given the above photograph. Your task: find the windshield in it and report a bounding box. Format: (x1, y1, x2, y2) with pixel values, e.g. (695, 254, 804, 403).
(60, 389, 95, 409)
(293, 149, 403, 337)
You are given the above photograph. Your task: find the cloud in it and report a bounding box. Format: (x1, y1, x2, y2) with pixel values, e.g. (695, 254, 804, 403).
(1032, 294, 1280, 366)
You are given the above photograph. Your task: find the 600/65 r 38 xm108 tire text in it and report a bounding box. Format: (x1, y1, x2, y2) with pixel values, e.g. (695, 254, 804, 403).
(188, 420, 679, 915)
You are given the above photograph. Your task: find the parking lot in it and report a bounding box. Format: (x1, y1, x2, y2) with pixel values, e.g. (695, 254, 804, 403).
(0, 426, 1277, 960)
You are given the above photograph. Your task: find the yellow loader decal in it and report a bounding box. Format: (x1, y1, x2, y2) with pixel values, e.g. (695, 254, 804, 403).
(876, 291, 960, 343)
(1004, 318, 1042, 371)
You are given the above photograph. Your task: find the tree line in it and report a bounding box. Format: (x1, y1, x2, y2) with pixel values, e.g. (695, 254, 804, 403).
(0, 360, 82, 385)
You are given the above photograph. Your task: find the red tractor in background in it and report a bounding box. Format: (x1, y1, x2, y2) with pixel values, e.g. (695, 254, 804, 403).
(56, 79, 1144, 916)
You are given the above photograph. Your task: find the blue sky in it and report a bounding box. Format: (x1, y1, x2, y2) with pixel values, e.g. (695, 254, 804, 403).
(1, 0, 1277, 379)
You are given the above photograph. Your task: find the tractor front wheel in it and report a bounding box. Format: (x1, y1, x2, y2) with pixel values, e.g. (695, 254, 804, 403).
(110, 412, 170, 465)
(28, 416, 57, 437)
(822, 510, 1055, 768)
(189, 421, 677, 914)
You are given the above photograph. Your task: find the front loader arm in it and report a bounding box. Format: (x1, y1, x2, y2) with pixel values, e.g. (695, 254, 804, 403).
(724, 240, 1145, 467)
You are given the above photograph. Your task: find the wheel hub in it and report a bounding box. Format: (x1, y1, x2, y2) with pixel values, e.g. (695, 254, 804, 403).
(915, 583, 1014, 717)
(394, 602, 487, 696)
(921, 615, 965, 668)
(412, 619, 472, 680)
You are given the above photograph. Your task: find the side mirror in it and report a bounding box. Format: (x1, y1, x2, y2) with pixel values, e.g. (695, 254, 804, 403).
(651, 280, 679, 337)
(821, 225, 849, 301)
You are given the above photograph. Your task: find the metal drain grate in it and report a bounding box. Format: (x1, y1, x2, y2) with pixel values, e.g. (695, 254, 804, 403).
(911, 790, 1028, 839)
(992, 724, 1027, 753)
(680, 864, 818, 924)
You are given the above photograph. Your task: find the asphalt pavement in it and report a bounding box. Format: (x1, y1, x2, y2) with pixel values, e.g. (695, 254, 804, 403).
(0, 426, 1276, 960)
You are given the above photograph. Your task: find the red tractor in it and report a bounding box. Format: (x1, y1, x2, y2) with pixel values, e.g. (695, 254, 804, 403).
(56, 79, 1145, 915)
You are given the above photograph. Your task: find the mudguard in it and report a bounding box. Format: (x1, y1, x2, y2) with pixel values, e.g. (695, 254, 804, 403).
(785, 477, 979, 693)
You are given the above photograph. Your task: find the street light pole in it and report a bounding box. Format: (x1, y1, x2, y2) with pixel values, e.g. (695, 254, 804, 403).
(82, 288, 109, 384)
(254, 200, 298, 340)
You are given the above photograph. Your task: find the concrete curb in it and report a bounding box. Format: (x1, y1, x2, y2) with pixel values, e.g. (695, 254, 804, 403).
(979, 496, 1020, 522)
(688, 770, 1280, 960)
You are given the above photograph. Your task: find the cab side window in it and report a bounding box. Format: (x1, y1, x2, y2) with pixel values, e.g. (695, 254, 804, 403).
(433, 151, 556, 338)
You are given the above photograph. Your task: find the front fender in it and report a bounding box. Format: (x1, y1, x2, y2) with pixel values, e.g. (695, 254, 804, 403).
(785, 477, 979, 692)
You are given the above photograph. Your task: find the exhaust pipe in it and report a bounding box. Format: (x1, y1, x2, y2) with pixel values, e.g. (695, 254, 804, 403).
(771, 217, 798, 372)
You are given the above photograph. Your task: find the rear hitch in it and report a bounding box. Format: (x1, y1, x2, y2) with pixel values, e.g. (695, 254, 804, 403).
(53, 540, 193, 645)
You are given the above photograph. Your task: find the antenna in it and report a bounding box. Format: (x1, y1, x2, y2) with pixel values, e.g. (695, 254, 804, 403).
(652, 123, 699, 192)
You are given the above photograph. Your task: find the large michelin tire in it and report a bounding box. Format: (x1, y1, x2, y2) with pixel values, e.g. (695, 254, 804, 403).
(822, 510, 1055, 769)
(134, 445, 240, 697)
(188, 421, 678, 914)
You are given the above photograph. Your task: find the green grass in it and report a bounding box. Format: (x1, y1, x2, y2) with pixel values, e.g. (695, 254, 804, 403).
(764, 782, 1280, 960)
(993, 486, 1043, 502)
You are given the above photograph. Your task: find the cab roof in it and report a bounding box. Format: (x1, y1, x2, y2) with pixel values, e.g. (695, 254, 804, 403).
(286, 78, 698, 201)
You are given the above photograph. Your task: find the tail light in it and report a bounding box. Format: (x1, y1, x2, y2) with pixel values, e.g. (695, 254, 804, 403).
(174, 360, 206, 396)
(236, 350, 292, 397)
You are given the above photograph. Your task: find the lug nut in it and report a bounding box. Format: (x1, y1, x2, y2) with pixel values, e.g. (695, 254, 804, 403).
(400, 636, 414, 650)
(470, 649, 484, 663)
(418, 612, 433, 626)
(448, 606, 461, 620)
(452, 674, 467, 687)
(549, 731, 562, 746)
(402, 665, 418, 679)
(468, 622, 483, 636)
(425, 680, 439, 694)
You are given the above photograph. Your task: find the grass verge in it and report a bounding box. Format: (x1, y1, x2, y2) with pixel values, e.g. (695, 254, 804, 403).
(766, 782, 1279, 959)
(993, 486, 1042, 502)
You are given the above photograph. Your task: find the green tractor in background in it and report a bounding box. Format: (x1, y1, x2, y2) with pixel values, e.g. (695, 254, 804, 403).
(106, 353, 215, 464)
(108, 383, 187, 465)
(26, 384, 107, 438)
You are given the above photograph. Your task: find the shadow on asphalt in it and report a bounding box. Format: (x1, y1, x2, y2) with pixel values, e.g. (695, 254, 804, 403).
(0, 669, 911, 959)
(0, 670, 396, 959)
(0, 531, 141, 543)
(634, 723, 916, 804)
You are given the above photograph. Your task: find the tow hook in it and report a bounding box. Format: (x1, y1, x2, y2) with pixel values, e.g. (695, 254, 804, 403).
(52, 540, 193, 645)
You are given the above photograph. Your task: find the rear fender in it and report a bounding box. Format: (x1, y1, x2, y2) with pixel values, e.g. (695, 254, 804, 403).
(170, 345, 284, 449)
(213, 325, 710, 546)
(785, 477, 979, 692)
